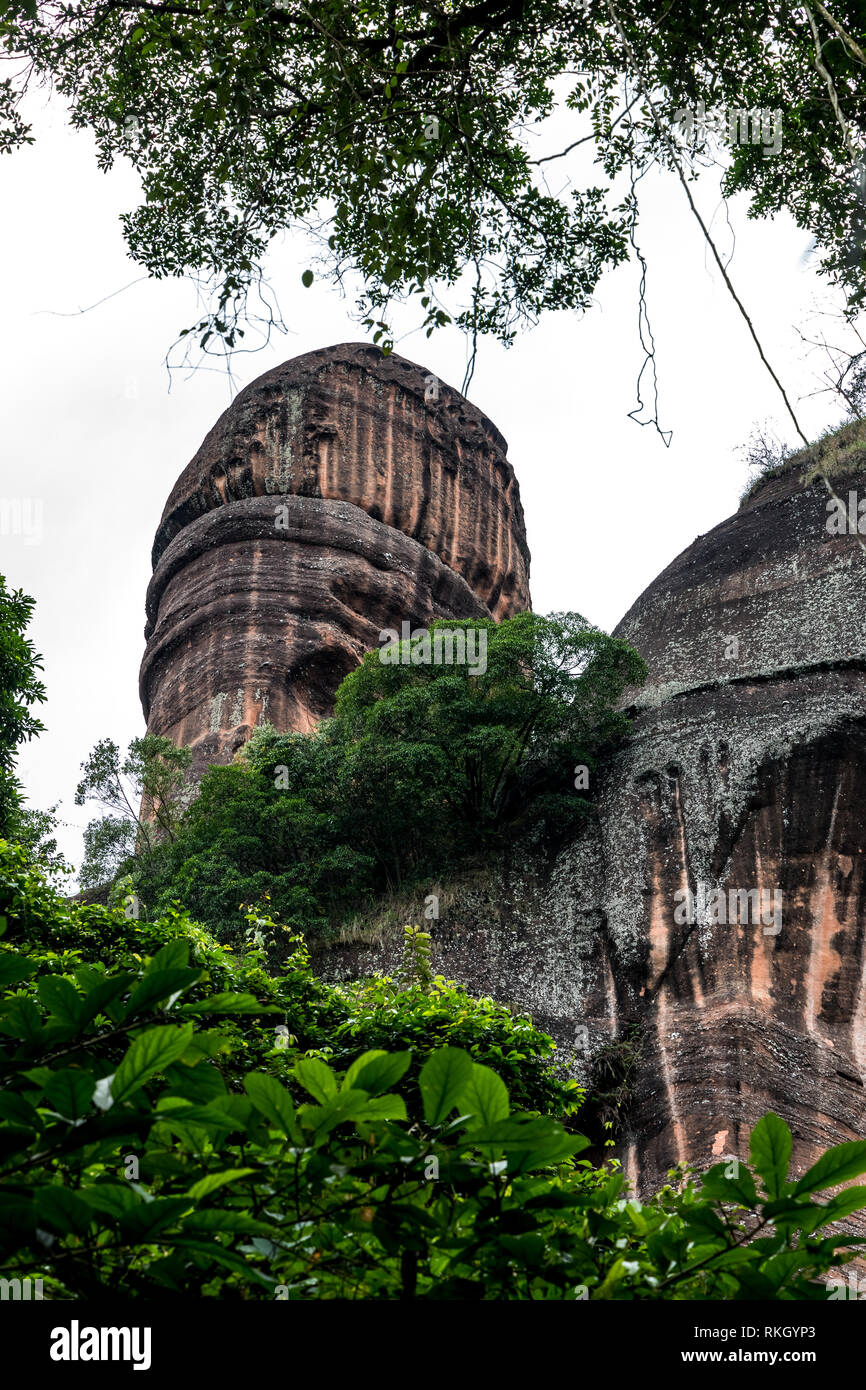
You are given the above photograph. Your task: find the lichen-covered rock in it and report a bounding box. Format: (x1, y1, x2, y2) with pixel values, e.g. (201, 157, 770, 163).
(140, 344, 531, 775)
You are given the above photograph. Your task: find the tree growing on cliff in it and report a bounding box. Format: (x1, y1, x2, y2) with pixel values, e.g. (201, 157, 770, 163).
(75, 734, 192, 888)
(331, 612, 646, 844)
(128, 612, 645, 941)
(0, 574, 46, 839)
(2, 1, 865, 403)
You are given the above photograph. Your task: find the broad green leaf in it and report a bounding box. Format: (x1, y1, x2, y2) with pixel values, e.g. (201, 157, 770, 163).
(118, 1196, 193, 1240)
(470, 1116, 587, 1173)
(0, 950, 37, 988)
(43, 1069, 95, 1121)
(35, 1185, 93, 1236)
(244, 1072, 300, 1140)
(750, 1112, 792, 1199)
(459, 1062, 509, 1128)
(146, 940, 190, 973)
(0, 996, 43, 1042)
(344, 1049, 411, 1094)
(794, 1140, 866, 1195)
(180, 1209, 272, 1235)
(300, 1089, 374, 1134)
(419, 1046, 473, 1125)
(124, 967, 202, 1018)
(0, 1123, 37, 1162)
(294, 1056, 338, 1103)
(809, 1185, 866, 1227)
(79, 1184, 144, 1220)
(165, 1237, 273, 1284)
(699, 1162, 759, 1208)
(0, 1093, 41, 1127)
(354, 1094, 407, 1122)
(111, 1023, 194, 1104)
(187, 1168, 255, 1200)
(76, 972, 136, 1027)
(36, 975, 80, 1025)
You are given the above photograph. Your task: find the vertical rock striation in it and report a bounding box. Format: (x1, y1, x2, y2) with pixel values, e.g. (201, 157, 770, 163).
(600, 463, 866, 1196)
(140, 343, 531, 779)
(315, 458, 866, 1205)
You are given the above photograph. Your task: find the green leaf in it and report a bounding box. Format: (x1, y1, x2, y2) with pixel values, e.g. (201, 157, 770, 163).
(0, 950, 37, 988)
(419, 1046, 473, 1125)
(0, 996, 44, 1042)
(119, 1196, 193, 1240)
(43, 1069, 95, 1121)
(35, 1185, 93, 1236)
(300, 1088, 373, 1135)
(180, 1209, 271, 1235)
(111, 1023, 194, 1105)
(354, 1093, 407, 1121)
(187, 1168, 255, 1200)
(36, 975, 80, 1025)
(750, 1112, 792, 1200)
(699, 1162, 759, 1208)
(244, 1072, 300, 1140)
(459, 1062, 510, 1128)
(343, 1050, 411, 1094)
(76, 972, 136, 1026)
(165, 1237, 272, 1284)
(470, 1116, 587, 1173)
(178, 992, 276, 1015)
(79, 1184, 144, 1220)
(794, 1140, 866, 1195)
(301, 268, 314, 287)
(124, 967, 202, 1017)
(809, 1185, 866, 1227)
(293, 1056, 338, 1103)
(146, 940, 190, 973)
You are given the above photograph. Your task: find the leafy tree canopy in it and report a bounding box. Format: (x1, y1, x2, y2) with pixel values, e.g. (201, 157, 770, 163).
(3, 1, 865, 370)
(75, 734, 192, 888)
(0, 574, 46, 838)
(120, 613, 645, 941)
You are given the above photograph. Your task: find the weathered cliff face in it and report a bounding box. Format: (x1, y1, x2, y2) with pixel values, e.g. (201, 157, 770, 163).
(601, 466, 866, 1194)
(141, 346, 866, 1201)
(316, 462, 866, 1201)
(140, 343, 531, 778)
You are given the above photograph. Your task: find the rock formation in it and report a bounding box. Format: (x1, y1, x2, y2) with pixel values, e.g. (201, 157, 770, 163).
(140, 343, 531, 779)
(141, 346, 866, 1205)
(317, 459, 866, 1204)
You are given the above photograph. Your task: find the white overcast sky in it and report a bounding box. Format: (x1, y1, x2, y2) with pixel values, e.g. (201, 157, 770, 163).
(0, 87, 852, 880)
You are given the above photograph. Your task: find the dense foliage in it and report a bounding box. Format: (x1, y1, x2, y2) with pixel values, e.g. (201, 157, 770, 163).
(107, 613, 645, 942)
(75, 734, 192, 889)
(3, 840, 866, 1300)
(1, 840, 579, 1121)
(0, 576, 45, 840)
(2, 3, 864, 363)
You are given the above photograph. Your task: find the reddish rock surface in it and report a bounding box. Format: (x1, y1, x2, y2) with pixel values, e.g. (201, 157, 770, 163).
(315, 461, 866, 1207)
(140, 343, 531, 778)
(142, 346, 866, 1210)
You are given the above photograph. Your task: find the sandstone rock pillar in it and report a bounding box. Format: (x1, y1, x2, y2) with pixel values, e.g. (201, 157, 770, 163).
(140, 343, 531, 780)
